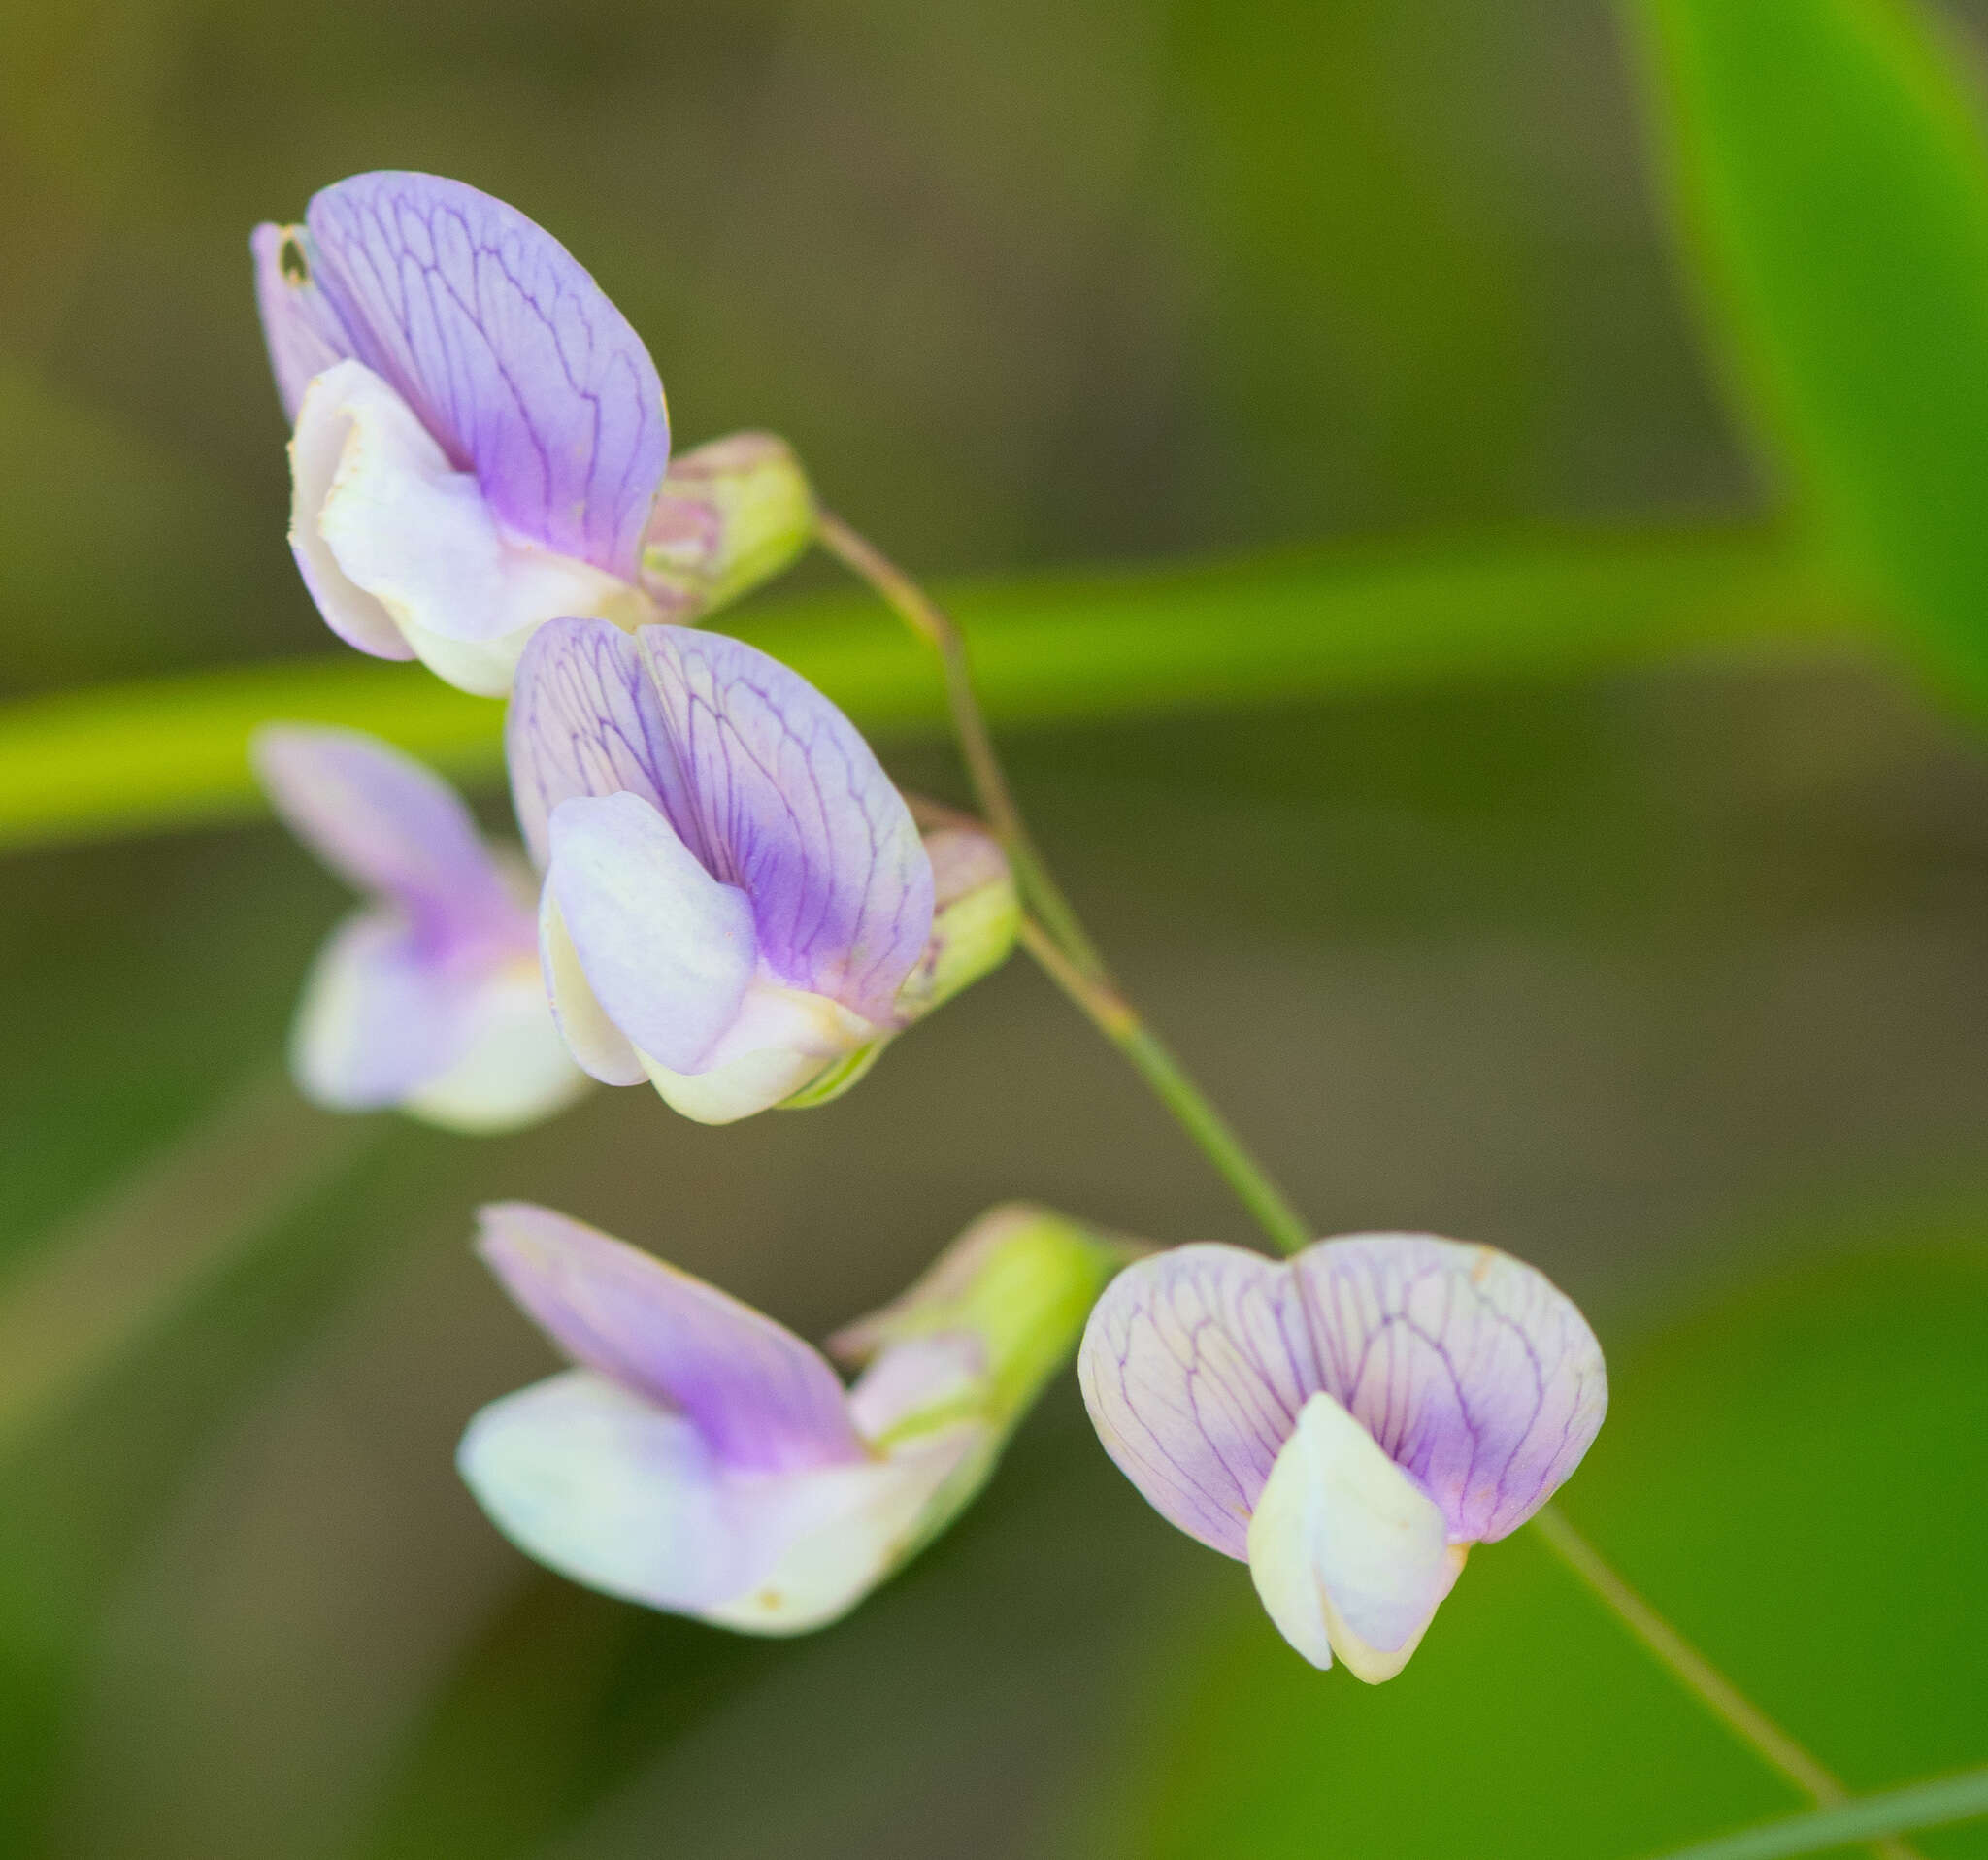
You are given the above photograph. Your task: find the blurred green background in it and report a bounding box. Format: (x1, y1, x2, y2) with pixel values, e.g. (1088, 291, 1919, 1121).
(7, 0, 1988, 1856)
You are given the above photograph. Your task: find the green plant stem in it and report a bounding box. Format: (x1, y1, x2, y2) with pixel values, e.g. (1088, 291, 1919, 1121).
(1533, 1506, 1922, 1860)
(815, 510, 1111, 982)
(1017, 915, 1312, 1255)
(818, 509, 1314, 1252)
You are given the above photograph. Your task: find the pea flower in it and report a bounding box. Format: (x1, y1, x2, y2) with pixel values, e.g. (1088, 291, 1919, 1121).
(507, 615, 1015, 1124)
(458, 1201, 1124, 1633)
(1079, 1234, 1607, 1680)
(252, 725, 587, 1133)
(251, 172, 813, 695)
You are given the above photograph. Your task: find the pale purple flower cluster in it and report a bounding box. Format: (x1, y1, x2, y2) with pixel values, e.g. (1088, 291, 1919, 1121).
(251, 172, 1003, 1127)
(246, 172, 1607, 1669)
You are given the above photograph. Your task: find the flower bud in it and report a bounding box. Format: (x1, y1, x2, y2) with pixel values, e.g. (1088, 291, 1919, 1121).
(639, 432, 816, 622)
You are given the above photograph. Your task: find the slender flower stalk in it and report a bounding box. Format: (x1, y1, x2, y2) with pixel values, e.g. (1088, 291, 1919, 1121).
(1533, 1506, 1923, 1860)
(1018, 916, 1312, 1256)
(815, 512, 1109, 984)
(817, 511, 1310, 1254)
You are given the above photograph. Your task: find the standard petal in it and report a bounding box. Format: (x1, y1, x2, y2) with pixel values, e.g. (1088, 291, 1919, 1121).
(251, 221, 353, 421)
(289, 911, 478, 1109)
(399, 956, 591, 1133)
(637, 626, 934, 1020)
(1246, 1391, 1463, 1682)
(547, 792, 756, 1074)
(1078, 1243, 1321, 1560)
(508, 617, 678, 869)
(251, 723, 518, 942)
(458, 1371, 779, 1613)
(1294, 1235, 1607, 1543)
(296, 172, 668, 577)
(475, 1203, 865, 1473)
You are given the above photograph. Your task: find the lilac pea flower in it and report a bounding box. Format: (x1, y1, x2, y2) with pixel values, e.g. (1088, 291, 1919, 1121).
(507, 616, 955, 1124)
(253, 172, 668, 696)
(458, 1201, 1122, 1633)
(1079, 1234, 1607, 1681)
(252, 725, 588, 1133)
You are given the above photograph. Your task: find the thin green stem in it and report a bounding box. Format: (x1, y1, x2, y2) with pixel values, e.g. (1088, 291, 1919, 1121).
(814, 511, 1110, 983)
(1018, 915, 1313, 1254)
(1533, 1506, 1923, 1860)
(820, 512, 1311, 1252)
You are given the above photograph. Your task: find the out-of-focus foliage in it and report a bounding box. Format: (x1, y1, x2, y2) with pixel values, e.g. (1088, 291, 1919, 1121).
(1635, 0, 1988, 707)
(0, 528, 1858, 850)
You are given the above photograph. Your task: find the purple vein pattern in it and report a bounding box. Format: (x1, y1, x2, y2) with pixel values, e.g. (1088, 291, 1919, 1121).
(253, 171, 668, 577)
(1079, 1236, 1606, 1559)
(509, 618, 933, 1026)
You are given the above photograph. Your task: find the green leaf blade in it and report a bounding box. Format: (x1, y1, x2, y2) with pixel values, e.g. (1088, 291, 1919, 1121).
(1640, 1765, 1988, 1860)
(0, 528, 1856, 853)
(1635, 0, 1988, 703)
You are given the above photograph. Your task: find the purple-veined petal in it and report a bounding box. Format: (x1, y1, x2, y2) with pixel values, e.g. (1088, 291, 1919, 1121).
(1246, 1390, 1464, 1680)
(285, 172, 667, 577)
(1077, 1243, 1321, 1560)
(289, 911, 480, 1109)
(475, 1203, 866, 1474)
(636, 626, 933, 1020)
(509, 619, 934, 1023)
(1294, 1234, 1607, 1543)
(252, 724, 520, 945)
(546, 792, 756, 1074)
(508, 617, 677, 870)
(251, 222, 354, 422)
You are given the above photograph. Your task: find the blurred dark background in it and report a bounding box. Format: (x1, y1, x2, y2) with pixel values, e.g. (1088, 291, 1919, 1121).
(7, 1, 1988, 1856)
